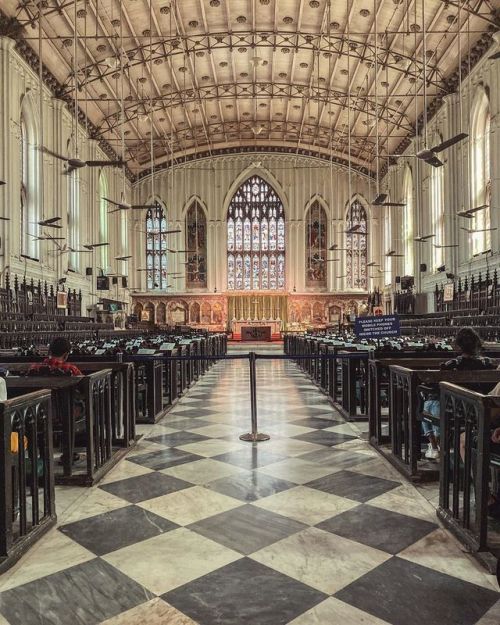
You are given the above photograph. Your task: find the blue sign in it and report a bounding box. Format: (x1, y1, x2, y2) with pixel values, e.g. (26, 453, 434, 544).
(354, 314, 401, 339)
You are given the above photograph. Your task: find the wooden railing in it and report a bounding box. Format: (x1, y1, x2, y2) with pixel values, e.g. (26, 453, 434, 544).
(0, 389, 56, 573)
(438, 382, 500, 573)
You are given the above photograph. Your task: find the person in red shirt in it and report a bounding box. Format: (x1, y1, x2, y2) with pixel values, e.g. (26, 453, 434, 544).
(29, 338, 82, 376)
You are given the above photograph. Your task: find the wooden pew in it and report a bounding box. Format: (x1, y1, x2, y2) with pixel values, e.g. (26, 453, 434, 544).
(5, 369, 131, 486)
(385, 367, 500, 482)
(0, 389, 56, 573)
(438, 382, 500, 573)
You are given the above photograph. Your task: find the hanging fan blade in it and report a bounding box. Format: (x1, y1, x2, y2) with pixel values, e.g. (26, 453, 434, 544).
(39, 217, 61, 225)
(326, 258, 340, 262)
(83, 242, 109, 249)
(421, 154, 444, 168)
(115, 255, 132, 260)
(39, 146, 68, 162)
(163, 229, 182, 234)
(431, 133, 468, 153)
(386, 251, 404, 257)
(490, 51, 500, 60)
(414, 234, 435, 242)
(460, 227, 497, 234)
(379, 202, 407, 207)
(0, 216, 10, 221)
(102, 197, 126, 208)
(433, 244, 459, 248)
(130, 204, 158, 210)
(0, 181, 5, 185)
(366, 262, 380, 267)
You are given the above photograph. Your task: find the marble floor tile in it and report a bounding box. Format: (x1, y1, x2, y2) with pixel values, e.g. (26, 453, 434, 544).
(260, 438, 325, 457)
(317, 504, 437, 554)
(161, 457, 247, 484)
(291, 417, 344, 429)
(60, 487, 129, 524)
(0, 559, 154, 625)
(158, 417, 212, 430)
(169, 408, 221, 418)
(185, 423, 244, 439)
(99, 472, 193, 504)
(99, 598, 197, 625)
(287, 597, 392, 625)
(213, 447, 288, 470)
(253, 485, 360, 525)
(367, 484, 438, 521)
(145, 431, 210, 447)
(206, 471, 295, 502)
(251, 527, 390, 595)
(59, 505, 179, 555)
(0, 530, 95, 592)
(298, 448, 374, 471)
(164, 558, 326, 625)
(189, 504, 307, 554)
(257, 457, 338, 484)
(398, 528, 499, 591)
(103, 527, 241, 595)
(306, 470, 400, 503)
(335, 556, 499, 625)
(292, 429, 357, 447)
(127, 448, 204, 471)
(324, 423, 360, 436)
(99, 459, 154, 485)
(476, 600, 500, 625)
(138, 485, 242, 525)
(176, 439, 248, 457)
(262, 423, 316, 438)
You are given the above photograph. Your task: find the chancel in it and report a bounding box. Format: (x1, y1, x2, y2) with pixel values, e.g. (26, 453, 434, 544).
(0, 1, 499, 624)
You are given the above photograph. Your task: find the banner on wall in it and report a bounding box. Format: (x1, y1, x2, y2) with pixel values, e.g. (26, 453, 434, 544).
(355, 314, 400, 339)
(56, 291, 68, 310)
(443, 283, 454, 302)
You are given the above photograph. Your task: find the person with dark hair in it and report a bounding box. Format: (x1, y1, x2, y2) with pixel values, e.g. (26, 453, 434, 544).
(29, 338, 83, 376)
(421, 328, 495, 460)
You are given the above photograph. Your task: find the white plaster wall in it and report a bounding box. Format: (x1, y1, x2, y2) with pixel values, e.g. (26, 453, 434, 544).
(0, 37, 131, 314)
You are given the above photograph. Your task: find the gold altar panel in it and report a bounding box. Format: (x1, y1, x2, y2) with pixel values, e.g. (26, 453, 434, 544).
(227, 294, 288, 325)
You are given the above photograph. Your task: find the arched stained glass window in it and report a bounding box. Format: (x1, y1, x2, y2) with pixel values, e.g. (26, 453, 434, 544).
(305, 201, 327, 288)
(345, 199, 368, 290)
(470, 89, 491, 255)
(99, 174, 109, 271)
(227, 175, 285, 290)
(20, 103, 39, 260)
(68, 170, 80, 271)
(430, 165, 444, 270)
(403, 167, 414, 276)
(146, 204, 168, 290)
(186, 201, 207, 289)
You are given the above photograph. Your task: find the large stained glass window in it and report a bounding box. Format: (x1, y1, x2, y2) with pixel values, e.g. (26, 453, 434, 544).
(186, 201, 207, 289)
(305, 201, 327, 288)
(146, 204, 168, 290)
(227, 175, 285, 290)
(346, 199, 368, 290)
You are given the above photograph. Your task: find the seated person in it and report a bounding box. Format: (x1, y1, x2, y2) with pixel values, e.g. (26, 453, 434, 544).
(29, 338, 83, 376)
(421, 328, 495, 460)
(29, 337, 83, 465)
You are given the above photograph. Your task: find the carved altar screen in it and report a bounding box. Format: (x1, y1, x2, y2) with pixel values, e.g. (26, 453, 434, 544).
(146, 204, 168, 290)
(346, 199, 368, 290)
(306, 201, 327, 288)
(227, 175, 285, 291)
(186, 201, 207, 289)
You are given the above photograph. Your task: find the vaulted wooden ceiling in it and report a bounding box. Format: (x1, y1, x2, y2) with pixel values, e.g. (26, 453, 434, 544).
(3, 0, 498, 177)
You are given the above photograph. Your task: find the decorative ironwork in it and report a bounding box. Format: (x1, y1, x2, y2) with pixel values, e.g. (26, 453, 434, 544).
(227, 176, 285, 291)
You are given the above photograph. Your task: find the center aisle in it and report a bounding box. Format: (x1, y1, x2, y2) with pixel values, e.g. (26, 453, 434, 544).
(0, 345, 498, 625)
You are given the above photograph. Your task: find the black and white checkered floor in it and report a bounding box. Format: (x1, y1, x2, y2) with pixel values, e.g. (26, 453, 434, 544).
(0, 349, 499, 625)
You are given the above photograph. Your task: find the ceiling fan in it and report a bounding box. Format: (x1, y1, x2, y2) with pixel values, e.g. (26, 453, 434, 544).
(433, 243, 459, 249)
(0, 181, 5, 186)
(83, 242, 109, 250)
(367, 261, 380, 267)
(371, 193, 406, 208)
(104, 197, 158, 213)
(39, 147, 125, 175)
(414, 234, 435, 242)
(30, 216, 63, 229)
(386, 250, 404, 257)
(115, 255, 133, 261)
(456, 204, 489, 218)
(391, 133, 468, 168)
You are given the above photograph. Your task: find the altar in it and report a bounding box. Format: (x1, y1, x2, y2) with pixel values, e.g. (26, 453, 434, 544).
(231, 320, 282, 341)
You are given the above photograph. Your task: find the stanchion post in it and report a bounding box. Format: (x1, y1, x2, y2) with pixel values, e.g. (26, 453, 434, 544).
(240, 351, 270, 443)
